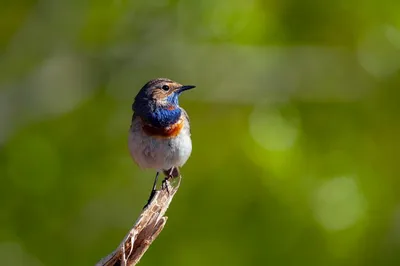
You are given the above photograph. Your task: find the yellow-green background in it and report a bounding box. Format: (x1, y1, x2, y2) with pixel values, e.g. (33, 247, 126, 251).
(1, 0, 400, 265)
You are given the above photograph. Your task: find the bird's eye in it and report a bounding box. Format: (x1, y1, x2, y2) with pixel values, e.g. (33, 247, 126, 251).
(162, 85, 170, 91)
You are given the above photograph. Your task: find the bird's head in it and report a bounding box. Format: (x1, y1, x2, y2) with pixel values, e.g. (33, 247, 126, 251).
(133, 78, 195, 127)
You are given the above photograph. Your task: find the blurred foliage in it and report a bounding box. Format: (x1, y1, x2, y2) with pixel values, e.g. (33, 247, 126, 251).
(1, 0, 400, 265)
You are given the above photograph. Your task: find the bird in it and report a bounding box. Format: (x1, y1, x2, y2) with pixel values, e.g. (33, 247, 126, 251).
(128, 78, 195, 201)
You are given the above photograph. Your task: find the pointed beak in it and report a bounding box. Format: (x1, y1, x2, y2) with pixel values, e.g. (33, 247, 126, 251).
(177, 85, 196, 93)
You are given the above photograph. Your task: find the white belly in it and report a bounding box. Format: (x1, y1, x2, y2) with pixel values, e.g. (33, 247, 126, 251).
(128, 116, 192, 171)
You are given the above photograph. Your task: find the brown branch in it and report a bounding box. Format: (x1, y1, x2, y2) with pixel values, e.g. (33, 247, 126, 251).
(95, 176, 181, 266)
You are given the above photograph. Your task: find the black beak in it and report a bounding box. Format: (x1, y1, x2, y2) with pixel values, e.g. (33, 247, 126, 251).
(178, 85, 196, 93)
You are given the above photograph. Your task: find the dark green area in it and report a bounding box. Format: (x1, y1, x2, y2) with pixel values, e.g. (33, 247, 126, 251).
(1, 0, 400, 265)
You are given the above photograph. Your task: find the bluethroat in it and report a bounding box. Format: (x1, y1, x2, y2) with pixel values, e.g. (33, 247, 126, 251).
(128, 78, 195, 201)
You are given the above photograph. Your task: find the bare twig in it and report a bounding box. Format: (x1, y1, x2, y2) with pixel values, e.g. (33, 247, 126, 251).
(96, 176, 181, 266)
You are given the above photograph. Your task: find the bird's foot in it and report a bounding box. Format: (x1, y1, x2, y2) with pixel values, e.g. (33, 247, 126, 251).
(161, 177, 171, 194)
(163, 167, 180, 179)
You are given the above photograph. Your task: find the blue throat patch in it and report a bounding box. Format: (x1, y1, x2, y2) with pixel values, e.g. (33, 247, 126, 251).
(147, 106, 181, 128)
(134, 93, 182, 128)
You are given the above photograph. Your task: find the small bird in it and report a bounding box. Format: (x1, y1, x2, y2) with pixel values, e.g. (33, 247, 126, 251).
(128, 78, 195, 199)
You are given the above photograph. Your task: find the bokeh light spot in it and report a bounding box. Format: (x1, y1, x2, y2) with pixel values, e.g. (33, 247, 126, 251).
(312, 176, 367, 231)
(31, 55, 94, 117)
(357, 25, 400, 78)
(249, 104, 300, 151)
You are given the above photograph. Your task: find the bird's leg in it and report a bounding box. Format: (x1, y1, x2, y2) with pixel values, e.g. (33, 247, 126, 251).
(161, 167, 181, 194)
(144, 171, 159, 209)
(161, 167, 177, 194)
(167, 167, 174, 179)
(163, 167, 179, 179)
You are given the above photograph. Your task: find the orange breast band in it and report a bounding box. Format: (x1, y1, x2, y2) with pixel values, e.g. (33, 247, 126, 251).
(142, 118, 184, 138)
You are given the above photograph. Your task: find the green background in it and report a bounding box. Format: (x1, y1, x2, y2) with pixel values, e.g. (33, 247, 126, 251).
(1, 0, 400, 265)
